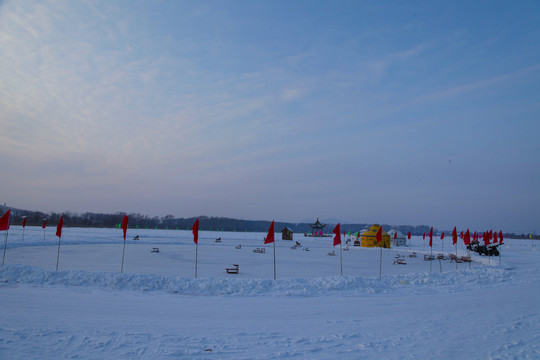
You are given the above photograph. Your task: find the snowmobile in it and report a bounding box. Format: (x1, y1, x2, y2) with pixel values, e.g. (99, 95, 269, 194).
(467, 241, 502, 256)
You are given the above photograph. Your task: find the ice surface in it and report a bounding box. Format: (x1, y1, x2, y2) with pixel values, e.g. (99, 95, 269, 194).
(0, 226, 538, 359)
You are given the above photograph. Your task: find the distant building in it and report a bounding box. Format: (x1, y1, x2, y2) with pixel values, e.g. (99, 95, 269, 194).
(387, 229, 407, 247)
(281, 227, 294, 240)
(308, 218, 326, 236)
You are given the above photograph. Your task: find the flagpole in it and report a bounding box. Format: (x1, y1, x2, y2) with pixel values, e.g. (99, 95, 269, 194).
(379, 244, 382, 278)
(273, 240, 276, 280)
(121, 239, 126, 273)
(430, 242, 433, 273)
(22, 227, 25, 242)
(455, 242, 458, 271)
(195, 241, 198, 279)
(340, 242, 343, 276)
(2, 231, 8, 266)
(56, 234, 61, 271)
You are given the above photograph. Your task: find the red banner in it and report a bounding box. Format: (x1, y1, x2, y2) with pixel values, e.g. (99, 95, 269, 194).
(56, 216, 64, 238)
(332, 223, 341, 246)
(0, 210, 10, 231)
(121, 215, 128, 240)
(264, 221, 275, 244)
(192, 219, 199, 244)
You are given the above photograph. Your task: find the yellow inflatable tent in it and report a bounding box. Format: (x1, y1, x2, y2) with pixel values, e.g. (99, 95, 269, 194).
(361, 224, 391, 248)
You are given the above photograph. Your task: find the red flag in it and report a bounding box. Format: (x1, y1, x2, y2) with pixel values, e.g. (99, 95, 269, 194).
(121, 215, 128, 241)
(394, 232, 397, 239)
(493, 231, 498, 244)
(463, 229, 471, 246)
(407, 232, 411, 239)
(452, 227, 457, 245)
(423, 233, 426, 240)
(56, 216, 64, 238)
(332, 223, 341, 246)
(0, 210, 11, 231)
(429, 227, 433, 247)
(376, 226, 382, 242)
(484, 231, 490, 246)
(264, 220, 275, 244)
(22, 218, 27, 228)
(42, 220, 47, 229)
(440, 232, 445, 240)
(192, 219, 199, 244)
(499, 231, 503, 243)
(460, 231, 464, 239)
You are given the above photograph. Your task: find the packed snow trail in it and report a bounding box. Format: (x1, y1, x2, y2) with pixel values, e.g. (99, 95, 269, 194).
(0, 281, 538, 359)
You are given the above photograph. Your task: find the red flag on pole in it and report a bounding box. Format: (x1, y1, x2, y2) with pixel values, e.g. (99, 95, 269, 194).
(452, 227, 457, 245)
(56, 216, 64, 238)
(440, 232, 445, 240)
(394, 232, 397, 239)
(429, 227, 433, 247)
(121, 215, 128, 241)
(0, 210, 10, 231)
(484, 231, 490, 246)
(493, 231, 498, 244)
(42, 220, 47, 229)
(423, 233, 425, 240)
(407, 232, 411, 239)
(192, 219, 199, 244)
(499, 231, 503, 243)
(463, 229, 471, 246)
(22, 218, 27, 228)
(460, 231, 464, 239)
(332, 223, 341, 246)
(376, 226, 382, 243)
(264, 220, 275, 244)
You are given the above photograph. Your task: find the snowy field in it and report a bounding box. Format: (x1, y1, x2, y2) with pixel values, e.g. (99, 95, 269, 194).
(0, 226, 539, 359)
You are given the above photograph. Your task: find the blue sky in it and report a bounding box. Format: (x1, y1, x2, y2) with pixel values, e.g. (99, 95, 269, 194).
(1, 0, 539, 232)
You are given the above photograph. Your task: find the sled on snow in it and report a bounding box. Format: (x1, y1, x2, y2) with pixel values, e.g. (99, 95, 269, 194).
(226, 264, 239, 274)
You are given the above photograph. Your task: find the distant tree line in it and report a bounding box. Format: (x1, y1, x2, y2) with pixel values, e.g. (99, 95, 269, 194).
(1, 204, 534, 239)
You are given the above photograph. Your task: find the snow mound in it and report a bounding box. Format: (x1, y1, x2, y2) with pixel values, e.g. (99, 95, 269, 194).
(0, 264, 516, 297)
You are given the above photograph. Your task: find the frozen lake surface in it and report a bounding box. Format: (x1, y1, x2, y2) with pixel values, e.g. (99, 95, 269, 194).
(0, 226, 538, 359)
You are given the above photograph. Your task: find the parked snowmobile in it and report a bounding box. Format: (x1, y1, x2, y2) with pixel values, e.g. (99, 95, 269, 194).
(467, 240, 502, 256)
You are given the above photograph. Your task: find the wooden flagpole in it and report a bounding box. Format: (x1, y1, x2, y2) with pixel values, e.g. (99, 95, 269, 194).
(379, 244, 383, 278)
(455, 241, 458, 271)
(2, 230, 8, 266)
(430, 242, 433, 273)
(273, 240, 276, 280)
(56, 234, 61, 271)
(340, 242, 343, 276)
(195, 241, 198, 279)
(121, 238, 127, 273)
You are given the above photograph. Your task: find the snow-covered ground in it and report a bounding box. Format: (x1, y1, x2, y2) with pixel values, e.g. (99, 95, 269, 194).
(0, 226, 538, 359)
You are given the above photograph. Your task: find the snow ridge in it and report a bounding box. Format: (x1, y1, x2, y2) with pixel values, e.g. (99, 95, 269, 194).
(0, 264, 514, 297)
